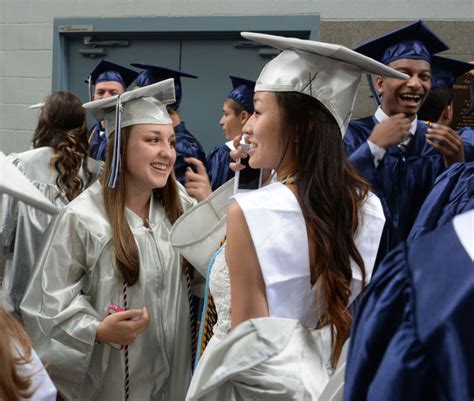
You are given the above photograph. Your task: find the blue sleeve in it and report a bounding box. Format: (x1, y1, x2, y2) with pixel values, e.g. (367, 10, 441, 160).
(174, 131, 208, 185)
(88, 124, 107, 162)
(408, 162, 469, 240)
(459, 127, 474, 162)
(348, 142, 380, 191)
(344, 245, 430, 401)
(207, 147, 234, 191)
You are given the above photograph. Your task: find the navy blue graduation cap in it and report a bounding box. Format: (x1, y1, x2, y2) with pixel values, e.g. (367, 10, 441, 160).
(355, 20, 449, 66)
(354, 20, 449, 106)
(431, 55, 473, 89)
(131, 63, 198, 110)
(85, 60, 138, 100)
(227, 76, 256, 113)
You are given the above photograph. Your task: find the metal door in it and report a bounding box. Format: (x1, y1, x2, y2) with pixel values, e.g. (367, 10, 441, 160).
(54, 17, 320, 152)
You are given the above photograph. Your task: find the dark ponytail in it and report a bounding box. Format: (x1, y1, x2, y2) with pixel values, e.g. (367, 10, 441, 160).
(32, 91, 92, 201)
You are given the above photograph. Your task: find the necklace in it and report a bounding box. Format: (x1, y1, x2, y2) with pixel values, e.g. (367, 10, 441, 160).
(278, 173, 299, 185)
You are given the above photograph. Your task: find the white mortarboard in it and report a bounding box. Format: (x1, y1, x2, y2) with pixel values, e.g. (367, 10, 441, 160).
(28, 102, 45, 110)
(240, 32, 409, 135)
(83, 79, 176, 188)
(0, 152, 58, 215)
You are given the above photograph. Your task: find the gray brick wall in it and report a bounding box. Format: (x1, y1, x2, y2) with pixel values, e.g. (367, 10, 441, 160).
(0, 0, 473, 153)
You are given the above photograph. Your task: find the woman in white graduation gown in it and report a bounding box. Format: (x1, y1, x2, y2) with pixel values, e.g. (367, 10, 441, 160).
(21, 80, 195, 401)
(172, 33, 409, 400)
(0, 91, 102, 314)
(0, 152, 58, 401)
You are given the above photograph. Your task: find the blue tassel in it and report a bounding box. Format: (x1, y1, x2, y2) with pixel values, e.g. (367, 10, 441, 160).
(106, 95, 123, 188)
(88, 76, 93, 102)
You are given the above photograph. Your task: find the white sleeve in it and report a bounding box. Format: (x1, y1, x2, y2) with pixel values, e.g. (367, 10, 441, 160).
(367, 140, 387, 168)
(14, 346, 57, 401)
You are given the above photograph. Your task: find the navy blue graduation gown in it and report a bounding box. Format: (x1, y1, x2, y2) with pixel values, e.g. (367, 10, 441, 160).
(344, 218, 474, 401)
(409, 161, 474, 240)
(174, 122, 207, 185)
(88, 122, 107, 162)
(207, 144, 234, 191)
(458, 126, 474, 162)
(344, 117, 446, 259)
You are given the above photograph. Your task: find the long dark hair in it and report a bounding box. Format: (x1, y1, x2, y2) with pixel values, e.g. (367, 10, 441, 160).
(275, 92, 370, 366)
(102, 126, 184, 286)
(32, 91, 92, 201)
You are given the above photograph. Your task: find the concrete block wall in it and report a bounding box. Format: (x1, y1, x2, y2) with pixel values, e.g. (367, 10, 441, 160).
(0, 0, 473, 153)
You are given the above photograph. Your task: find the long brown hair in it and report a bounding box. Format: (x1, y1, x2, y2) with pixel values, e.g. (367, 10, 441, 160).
(102, 126, 184, 286)
(275, 92, 370, 366)
(0, 307, 35, 401)
(32, 91, 92, 201)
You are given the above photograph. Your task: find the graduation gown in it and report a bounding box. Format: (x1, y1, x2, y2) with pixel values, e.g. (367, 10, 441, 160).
(207, 142, 234, 191)
(343, 210, 474, 401)
(174, 121, 207, 185)
(409, 161, 474, 240)
(344, 117, 446, 258)
(0, 147, 103, 314)
(88, 122, 107, 161)
(20, 181, 195, 401)
(179, 182, 385, 401)
(458, 126, 474, 162)
(187, 318, 333, 401)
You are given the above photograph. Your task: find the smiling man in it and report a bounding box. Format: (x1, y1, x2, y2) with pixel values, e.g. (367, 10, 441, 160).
(344, 20, 466, 262)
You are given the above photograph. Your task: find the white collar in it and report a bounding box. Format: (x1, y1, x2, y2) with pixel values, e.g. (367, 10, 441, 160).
(453, 210, 474, 262)
(225, 140, 236, 151)
(374, 107, 417, 136)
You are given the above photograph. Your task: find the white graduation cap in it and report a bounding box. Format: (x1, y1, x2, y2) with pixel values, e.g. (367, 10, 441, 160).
(0, 152, 58, 215)
(240, 32, 409, 135)
(28, 102, 45, 110)
(82, 79, 176, 188)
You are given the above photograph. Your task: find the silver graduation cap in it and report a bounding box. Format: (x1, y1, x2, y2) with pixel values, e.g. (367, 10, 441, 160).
(28, 102, 45, 110)
(240, 32, 409, 135)
(0, 152, 58, 215)
(83, 79, 176, 188)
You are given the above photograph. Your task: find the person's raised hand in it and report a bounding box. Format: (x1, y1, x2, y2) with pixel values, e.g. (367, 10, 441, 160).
(426, 123, 465, 167)
(184, 157, 212, 202)
(369, 113, 412, 149)
(229, 134, 249, 172)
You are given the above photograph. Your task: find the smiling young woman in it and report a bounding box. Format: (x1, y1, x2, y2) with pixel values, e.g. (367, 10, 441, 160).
(21, 81, 196, 401)
(182, 31, 407, 400)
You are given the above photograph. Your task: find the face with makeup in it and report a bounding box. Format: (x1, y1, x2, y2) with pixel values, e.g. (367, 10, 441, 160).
(124, 124, 177, 192)
(243, 92, 294, 178)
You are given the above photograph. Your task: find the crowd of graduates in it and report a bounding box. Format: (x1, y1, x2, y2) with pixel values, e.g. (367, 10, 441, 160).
(0, 19, 473, 401)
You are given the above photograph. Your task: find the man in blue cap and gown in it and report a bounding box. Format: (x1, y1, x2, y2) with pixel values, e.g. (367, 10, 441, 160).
(343, 20, 467, 261)
(407, 56, 474, 240)
(132, 63, 207, 187)
(207, 76, 255, 190)
(344, 206, 474, 401)
(86, 60, 138, 161)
